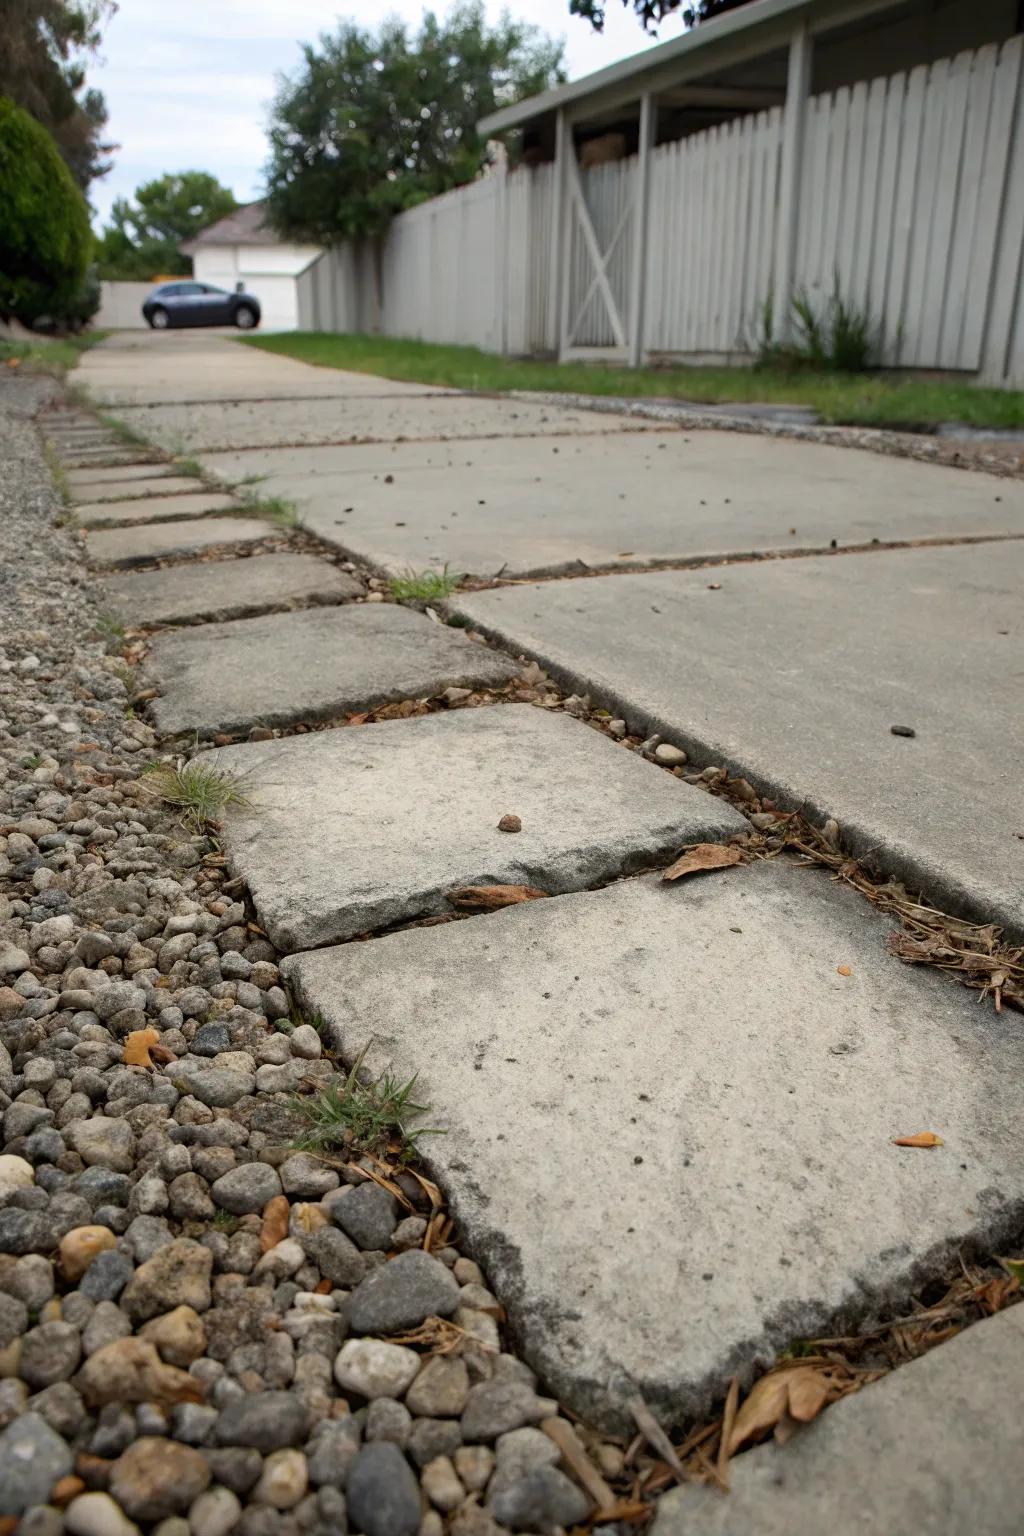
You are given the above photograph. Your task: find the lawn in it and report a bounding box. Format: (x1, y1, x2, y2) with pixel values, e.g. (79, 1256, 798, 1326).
(244, 331, 1024, 432)
(0, 330, 109, 378)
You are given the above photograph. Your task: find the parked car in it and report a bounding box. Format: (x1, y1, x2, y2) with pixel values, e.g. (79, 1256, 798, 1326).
(142, 281, 261, 330)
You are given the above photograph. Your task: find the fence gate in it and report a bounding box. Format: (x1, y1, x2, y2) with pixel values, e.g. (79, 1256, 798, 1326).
(560, 150, 636, 360)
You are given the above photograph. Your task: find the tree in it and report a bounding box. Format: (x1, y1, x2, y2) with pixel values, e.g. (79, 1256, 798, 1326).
(95, 172, 240, 279)
(265, 2, 565, 248)
(0, 1, 116, 192)
(569, 0, 753, 31)
(0, 97, 92, 325)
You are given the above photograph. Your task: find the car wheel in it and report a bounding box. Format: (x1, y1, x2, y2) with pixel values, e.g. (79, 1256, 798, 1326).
(149, 307, 169, 330)
(234, 305, 258, 330)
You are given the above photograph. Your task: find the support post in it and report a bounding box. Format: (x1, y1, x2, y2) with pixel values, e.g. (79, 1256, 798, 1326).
(773, 21, 812, 345)
(548, 109, 569, 359)
(628, 91, 656, 368)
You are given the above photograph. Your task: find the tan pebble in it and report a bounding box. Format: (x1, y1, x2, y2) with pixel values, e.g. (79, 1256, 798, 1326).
(421, 1456, 465, 1512)
(60, 1225, 118, 1283)
(253, 1449, 307, 1509)
(52, 1476, 86, 1507)
(0, 1338, 22, 1378)
(40, 1297, 64, 1323)
(139, 1306, 206, 1367)
(497, 814, 522, 833)
(595, 1443, 625, 1478)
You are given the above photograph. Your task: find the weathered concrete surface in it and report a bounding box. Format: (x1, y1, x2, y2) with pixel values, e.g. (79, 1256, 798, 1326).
(59, 448, 158, 468)
(107, 395, 659, 454)
(148, 603, 519, 738)
(76, 490, 239, 527)
(284, 862, 1024, 1428)
(652, 1307, 1024, 1536)
(193, 431, 1023, 577)
(85, 517, 271, 568)
(70, 476, 206, 503)
(454, 542, 1024, 938)
(75, 330, 448, 406)
(101, 553, 361, 628)
(211, 706, 745, 950)
(67, 463, 180, 489)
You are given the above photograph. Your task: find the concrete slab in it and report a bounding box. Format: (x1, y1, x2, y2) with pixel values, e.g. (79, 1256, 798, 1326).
(210, 706, 745, 950)
(76, 330, 448, 406)
(453, 543, 1024, 938)
(194, 431, 1022, 577)
(147, 603, 520, 739)
(67, 464, 180, 489)
(651, 1307, 1024, 1536)
(71, 476, 206, 503)
(101, 554, 361, 628)
(60, 449, 158, 468)
(107, 395, 659, 454)
(284, 861, 1024, 1429)
(76, 491, 239, 528)
(85, 517, 271, 569)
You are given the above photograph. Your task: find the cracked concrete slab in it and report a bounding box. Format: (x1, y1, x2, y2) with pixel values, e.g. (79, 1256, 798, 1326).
(209, 705, 745, 950)
(76, 490, 239, 527)
(70, 476, 207, 503)
(192, 431, 1023, 577)
(106, 395, 661, 454)
(453, 542, 1024, 939)
(101, 553, 361, 628)
(147, 602, 519, 739)
(651, 1306, 1024, 1535)
(284, 861, 1024, 1430)
(85, 517, 271, 568)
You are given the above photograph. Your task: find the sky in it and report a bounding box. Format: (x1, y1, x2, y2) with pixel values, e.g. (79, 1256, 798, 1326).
(87, 1, 687, 229)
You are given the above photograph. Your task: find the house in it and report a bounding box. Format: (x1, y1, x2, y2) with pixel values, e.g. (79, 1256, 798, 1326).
(180, 203, 321, 332)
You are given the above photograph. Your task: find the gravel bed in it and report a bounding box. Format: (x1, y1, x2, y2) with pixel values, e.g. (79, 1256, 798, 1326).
(0, 382, 623, 1536)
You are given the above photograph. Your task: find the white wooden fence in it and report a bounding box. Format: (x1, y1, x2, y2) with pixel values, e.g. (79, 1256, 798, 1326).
(298, 35, 1024, 385)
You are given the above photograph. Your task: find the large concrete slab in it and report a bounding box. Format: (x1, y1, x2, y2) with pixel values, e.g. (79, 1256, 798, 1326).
(59, 448, 158, 468)
(76, 329, 446, 405)
(67, 463, 181, 489)
(101, 554, 362, 628)
(284, 861, 1024, 1428)
(147, 603, 520, 738)
(193, 431, 1023, 577)
(454, 542, 1024, 938)
(107, 395, 660, 454)
(210, 706, 745, 950)
(71, 476, 206, 503)
(76, 490, 239, 528)
(652, 1306, 1024, 1536)
(85, 517, 271, 568)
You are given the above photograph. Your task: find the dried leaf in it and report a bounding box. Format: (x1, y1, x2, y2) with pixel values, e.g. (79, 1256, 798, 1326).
(259, 1194, 290, 1253)
(123, 1028, 159, 1068)
(717, 1375, 739, 1485)
(836, 965, 853, 977)
(893, 1131, 944, 1148)
(662, 844, 742, 883)
(448, 884, 548, 911)
(541, 1417, 612, 1511)
(727, 1373, 791, 1453)
(785, 1368, 831, 1423)
(627, 1394, 686, 1485)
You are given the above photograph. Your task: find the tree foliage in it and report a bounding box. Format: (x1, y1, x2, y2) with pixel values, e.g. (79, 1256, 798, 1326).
(0, 97, 92, 325)
(265, 2, 565, 245)
(569, 0, 753, 31)
(0, 0, 116, 191)
(95, 172, 240, 279)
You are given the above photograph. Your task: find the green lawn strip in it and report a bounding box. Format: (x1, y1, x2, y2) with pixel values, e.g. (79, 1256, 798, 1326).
(243, 332, 1024, 431)
(0, 329, 110, 379)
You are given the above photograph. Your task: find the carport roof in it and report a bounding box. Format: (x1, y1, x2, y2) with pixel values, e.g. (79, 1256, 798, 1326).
(477, 0, 902, 132)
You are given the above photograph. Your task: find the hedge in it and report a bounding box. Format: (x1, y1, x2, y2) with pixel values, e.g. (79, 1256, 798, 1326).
(0, 97, 92, 326)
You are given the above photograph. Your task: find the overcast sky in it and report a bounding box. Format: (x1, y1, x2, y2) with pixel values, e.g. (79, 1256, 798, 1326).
(88, 1, 686, 228)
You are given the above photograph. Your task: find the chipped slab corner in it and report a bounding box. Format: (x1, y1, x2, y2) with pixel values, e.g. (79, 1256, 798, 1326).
(283, 861, 1024, 1431)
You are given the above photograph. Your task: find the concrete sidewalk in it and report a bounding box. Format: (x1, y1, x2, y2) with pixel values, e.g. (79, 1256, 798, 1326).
(67, 329, 1024, 1510)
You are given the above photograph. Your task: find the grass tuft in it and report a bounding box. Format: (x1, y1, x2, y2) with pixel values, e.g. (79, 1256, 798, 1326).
(388, 564, 463, 602)
(174, 456, 205, 479)
(140, 758, 252, 832)
(94, 612, 127, 650)
(292, 1044, 442, 1160)
(238, 490, 302, 528)
(0, 330, 109, 380)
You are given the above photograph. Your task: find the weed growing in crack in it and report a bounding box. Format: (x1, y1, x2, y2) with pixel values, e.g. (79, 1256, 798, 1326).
(292, 1044, 442, 1161)
(140, 759, 252, 833)
(94, 612, 127, 650)
(99, 413, 150, 449)
(389, 565, 463, 602)
(175, 456, 205, 479)
(238, 490, 302, 528)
